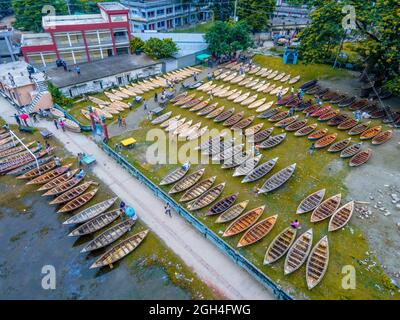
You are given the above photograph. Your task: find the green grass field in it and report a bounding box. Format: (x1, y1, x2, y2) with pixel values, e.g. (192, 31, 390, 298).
(107, 56, 398, 300)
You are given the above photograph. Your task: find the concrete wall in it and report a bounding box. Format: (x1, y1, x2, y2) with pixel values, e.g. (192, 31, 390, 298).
(0, 82, 37, 107)
(60, 62, 163, 97)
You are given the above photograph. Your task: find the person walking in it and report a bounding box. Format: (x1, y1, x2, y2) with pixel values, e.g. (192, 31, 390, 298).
(289, 107, 295, 117)
(143, 100, 148, 111)
(164, 203, 172, 217)
(308, 143, 315, 156)
(75, 65, 81, 75)
(290, 86, 295, 97)
(154, 92, 158, 102)
(121, 117, 126, 127)
(193, 71, 197, 82)
(14, 113, 21, 127)
(118, 115, 122, 127)
(53, 119, 59, 129)
(59, 119, 65, 132)
(77, 153, 83, 167)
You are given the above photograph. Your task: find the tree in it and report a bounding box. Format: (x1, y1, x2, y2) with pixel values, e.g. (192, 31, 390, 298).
(212, 0, 234, 21)
(48, 82, 73, 108)
(12, 0, 68, 32)
(129, 37, 145, 54)
(142, 38, 179, 59)
(236, 0, 275, 33)
(0, 0, 12, 13)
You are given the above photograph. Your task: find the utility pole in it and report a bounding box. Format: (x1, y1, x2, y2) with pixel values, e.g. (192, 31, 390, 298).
(233, 0, 238, 22)
(66, 0, 71, 15)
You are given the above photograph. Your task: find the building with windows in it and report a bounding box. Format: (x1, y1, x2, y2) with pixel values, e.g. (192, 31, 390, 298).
(20, 2, 131, 70)
(121, 0, 212, 32)
(0, 25, 20, 63)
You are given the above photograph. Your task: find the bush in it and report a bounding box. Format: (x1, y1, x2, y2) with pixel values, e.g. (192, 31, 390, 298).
(129, 37, 145, 54)
(48, 82, 73, 108)
(142, 37, 179, 59)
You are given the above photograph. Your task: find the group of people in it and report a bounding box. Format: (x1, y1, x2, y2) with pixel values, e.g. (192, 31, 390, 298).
(53, 118, 66, 131)
(119, 201, 137, 221)
(117, 115, 127, 127)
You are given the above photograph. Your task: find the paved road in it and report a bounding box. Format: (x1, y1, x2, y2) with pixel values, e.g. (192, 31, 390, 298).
(0, 96, 274, 300)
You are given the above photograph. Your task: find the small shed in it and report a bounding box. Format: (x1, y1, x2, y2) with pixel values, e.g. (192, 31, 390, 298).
(283, 47, 298, 64)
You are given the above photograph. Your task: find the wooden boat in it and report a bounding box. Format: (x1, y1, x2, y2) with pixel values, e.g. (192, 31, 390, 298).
(159, 163, 190, 186)
(244, 123, 264, 136)
(104, 92, 122, 101)
(241, 94, 258, 106)
(7, 156, 53, 176)
(308, 129, 328, 140)
(267, 70, 279, 79)
(63, 118, 81, 133)
(0, 145, 41, 165)
(181, 96, 204, 109)
(196, 134, 224, 151)
(221, 152, 251, 169)
(169, 168, 205, 194)
(245, 79, 259, 89)
(284, 229, 313, 275)
(205, 193, 238, 216)
(49, 107, 65, 118)
(340, 143, 363, 158)
(258, 133, 286, 149)
(180, 122, 202, 139)
(249, 66, 261, 74)
(215, 200, 249, 223)
(227, 90, 242, 101)
(170, 92, 187, 103)
(187, 126, 208, 141)
(349, 149, 372, 167)
(306, 236, 329, 289)
(238, 78, 253, 86)
(252, 81, 266, 91)
(189, 100, 210, 113)
(89, 229, 148, 268)
(0, 139, 22, 153)
(224, 73, 237, 81)
(348, 121, 370, 135)
(173, 120, 193, 136)
(42, 175, 84, 196)
(174, 93, 196, 106)
(214, 108, 235, 123)
(220, 88, 237, 98)
(50, 181, 94, 205)
(268, 111, 289, 122)
(314, 133, 337, 149)
(58, 188, 98, 213)
(0, 141, 34, 159)
(248, 128, 274, 143)
(69, 208, 120, 236)
(269, 85, 283, 95)
(372, 130, 392, 145)
(300, 79, 318, 91)
(223, 206, 265, 237)
(256, 101, 274, 113)
(274, 72, 285, 81)
(223, 111, 244, 127)
(327, 114, 349, 126)
(248, 98, 266, 110)
(231, 75, 245, 84)
(327, 138, 351, 152)
(338, 96, 356, 107)
(297, 189, 326, 214)
(237, 215, 278, 248)
(294, 123, 317, 136)
(289, 75, 301, 84)
(231, 116, 254, 130)
(264, 227, 297, 264)
(93, 107, 113, 119)
(151, 111, 172, 125)
(180, 176, 216, 202)
(187, 182, 225, 211)
(328, 201, 354, 232)
(310, 106, 332, 117)
(360, 126, 382, 140)
(337, 118, 358, 130)
(205, 106, 225, 119)
(0, 136, 13, 146)
(281, 74, 291, 83)
(310, 194, 341, 222)
(203, 139, 234, 156)
(242, 157, 278, 183)
(16, 159, 57, 180)
(303, 104, 320, 115)
(285, 119, 308, 132)
(0, 148, 53, 174)
(197, 103, 218, 116)
(275, 115, 298, 128)
(233, 154, 262, 177)
(256, 83, 270, 92)
(233, 92, 251, 103)
(27, 164, 72, 185)
(258, 163, 297, 194)
(318, 110, 340, 121)
(258, 108, 279, 119)
(38, 169, 78, 191)
(212, 144, 244, 162)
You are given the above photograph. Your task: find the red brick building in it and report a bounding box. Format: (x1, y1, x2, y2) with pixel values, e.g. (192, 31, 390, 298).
(21, 2, 132, 69)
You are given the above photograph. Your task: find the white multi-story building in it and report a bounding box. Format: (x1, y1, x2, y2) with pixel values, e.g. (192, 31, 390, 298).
(121, 0, 212, 32)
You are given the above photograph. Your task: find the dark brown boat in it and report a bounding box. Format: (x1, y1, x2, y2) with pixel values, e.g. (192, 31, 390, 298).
(303, 104, 320, 114)
(205, 192, 239, 216)
(372, 130, 392, 145)
(318, 110, 340, 121)
(348, 121, 371, 135)
(222, 111, 244, 126)
(285, 119, 308, 132)
(338, 118, 358, 130)
(327, 138, 352, 152)
(247, 128, 274, 143)
(268, 111, 289, 122)
(310, 106, 332, 117)
(327, 114, 349, 126)
(308, 129, 328, 140)
(231, 116, 255, 130)
(340, 143, 363, 158)
(349, 149, 372, 167)
(294, 123, 317, 136)
(258, 133, 286, 149)
(349, 99, 369, 111)
(338, 96, 356, 107)
(275, 115, 298, 128)
(310, 194, 341, 222)
(214, 108, 235, 122)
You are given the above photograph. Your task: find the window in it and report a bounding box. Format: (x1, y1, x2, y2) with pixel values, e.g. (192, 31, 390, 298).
(166, 7, 173, 14)
(156, 9, 164, 16)
(111, 14, 127, 22)
(42, 52, 57, 65)
(175, 17, 181, 26)
(89, 48, 102, 61)
(157, 21, 165, 29)
(59, 50, 74, 64)
(85, 31, 99, 45)
(148, 23, 155, 30)
(54, 33, 69, 47)
(166, 19, 173, 29)
(73, 50, 88, 64)
(68, 32, 84, 47)
(114, 29, 128, 43)
(27, 53, 43, 68)
(148, 11, 155, 18)
(175, 5, 181, 11)
(98, 30, 112, 44)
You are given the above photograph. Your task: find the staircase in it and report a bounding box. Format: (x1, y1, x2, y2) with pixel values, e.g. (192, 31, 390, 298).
(26, 79, 49, 114)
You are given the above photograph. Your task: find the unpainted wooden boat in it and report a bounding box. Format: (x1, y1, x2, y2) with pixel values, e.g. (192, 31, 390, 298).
(49, 108, 65, 118)
(180, 176, 216, 202)
(0, 141, 34, 159)
(50, 181, 95, 205)
(7, 156, 53, 176)
(169, 168, 205, 194)
(275, 115, 299, 128)
(0, 139, 22, 153)
(306, 235, 329, 289)
(264, 227, 297, 264)
(233, 154, 263, 177)
(42, 175, 84, 196)
(174, 93, 196, 106)
(288, 75, 301, 84)
(227, 90, 242, 100)
(223, 206, 265, 237)
(267, 70, 279, 80)
(151, 111, 172, 125)
(0, 148, 53, 174)
(248, 128, 274, 143)
(281, 74, 291, 83)
(205, 192, 238, 216)
(16, 158, 57, 180)
(242, 157, 278, 183)
(233, 92, 251, 104)
(241, 94, 258, 106)
(160, 115, 181, 128)
(327, 201, 355, 232)
(203, 139, 234, 156)
(348, 121, 370, 135)
(197, 103, 218, 116)
(270, 85, 284, 96)
(340, 143, 363, 158)
(160, 163, 190, 185)
(173, 120, 193, 136)
(27, 164, 72, 185)
(215, 200, 249, 224)
(372, 130, 392, 145)
(63, 118, 81, 133)
(212, 144, 244, 162)
(38, 169, 79, 192)
(314, 133, 337, 149)
(58, 188, 99, 213)
(349, 149, 372, 167)
(294, 123, 317, 136)
(205, 106, 225, 119)
(310, 194, 341, 222)
(244, 123, 264, 136)
(181, 96, 204, 109)
(237, 215, 278, 248)
(187, 182, 225, 211)
(238, 78, 253, 87)
(284, 229, 313, 275)
(258, 108, 279, 119)
(337, 118, 358, 130)
(214, 108, 235, 122)
(258, 163, 296, 194)
(222, 111, 244, 127)
(360, 126, 382, 140)
(256, 101, 274, 113)
(258, 133, 286, 149)
(89, 229, 148, 268)
(327, 138, 352, 152)
(221, 152, 251, 169)
(170, 92, 188, 103)
(187, 126, 208, 141)
(268, 111, 289, 122)
(0, 145, 41, 165)
(231, 116, 254, 130)
(297, 189, 326, 214)
(189, 100, 210, 113)
(285, 119, 308, 132)
(308, 128, 328, 140)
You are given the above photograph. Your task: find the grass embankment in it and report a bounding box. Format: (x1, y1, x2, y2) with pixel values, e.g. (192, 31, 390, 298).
(0, 122, 218, 300)
(108, 56, 398, 300)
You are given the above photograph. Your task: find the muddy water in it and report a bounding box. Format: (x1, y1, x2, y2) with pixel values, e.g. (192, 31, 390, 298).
(0, 182, 190, 300)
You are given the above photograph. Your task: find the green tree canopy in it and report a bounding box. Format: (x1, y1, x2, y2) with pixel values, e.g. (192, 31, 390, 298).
(236, 0, 276, 32)
(212, 0, 234, 21)
(205, 20, 254, 56)
(129, 37, 145, 53)
(142, 38, 179, 59)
